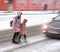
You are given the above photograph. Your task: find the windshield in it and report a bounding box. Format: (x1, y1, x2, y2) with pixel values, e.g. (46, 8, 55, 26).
(54, 15, 60, 20)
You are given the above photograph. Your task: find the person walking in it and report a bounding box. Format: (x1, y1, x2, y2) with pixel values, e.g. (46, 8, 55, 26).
(18, 19, 28, 43)
(12, 11, 22, 44)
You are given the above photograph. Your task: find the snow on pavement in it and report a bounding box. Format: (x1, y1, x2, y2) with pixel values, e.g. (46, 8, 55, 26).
(0, 12, 58, 31)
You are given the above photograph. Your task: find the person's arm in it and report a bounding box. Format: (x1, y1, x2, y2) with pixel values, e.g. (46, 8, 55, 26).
(12, 17, 17, 31)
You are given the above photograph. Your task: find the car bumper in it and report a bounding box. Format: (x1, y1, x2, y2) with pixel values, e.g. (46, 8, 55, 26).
(44, 31, 60, 38)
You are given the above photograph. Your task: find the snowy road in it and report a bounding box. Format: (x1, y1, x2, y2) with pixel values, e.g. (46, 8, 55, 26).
(0, 13, 58, 31)
(8, 37, 60, 52)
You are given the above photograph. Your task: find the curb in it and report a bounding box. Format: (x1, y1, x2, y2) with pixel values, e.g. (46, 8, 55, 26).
(0, 35, 47, 52)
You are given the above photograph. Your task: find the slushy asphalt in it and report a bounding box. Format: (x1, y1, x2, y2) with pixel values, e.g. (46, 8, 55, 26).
(0, 34, 46, 52)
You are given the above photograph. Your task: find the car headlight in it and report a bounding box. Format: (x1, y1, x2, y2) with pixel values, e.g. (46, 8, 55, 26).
(42, 24, 48, 32)
(43, 24, 48, 29)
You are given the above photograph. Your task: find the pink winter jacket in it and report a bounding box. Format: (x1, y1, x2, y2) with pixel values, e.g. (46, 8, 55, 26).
(12, 17, 20, 32)
(20, 22, 26, 35)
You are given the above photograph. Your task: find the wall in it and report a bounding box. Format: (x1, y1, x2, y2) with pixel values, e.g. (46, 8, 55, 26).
(0, 0, 60, 11)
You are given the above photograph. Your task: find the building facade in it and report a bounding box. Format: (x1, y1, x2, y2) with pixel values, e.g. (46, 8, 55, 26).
(0, 0, 60, 11)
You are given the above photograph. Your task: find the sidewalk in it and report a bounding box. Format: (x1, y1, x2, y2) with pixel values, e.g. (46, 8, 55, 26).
(0, 11, 16, 15)
(0, 34, 47, 52)
(0, 10, 59, 15)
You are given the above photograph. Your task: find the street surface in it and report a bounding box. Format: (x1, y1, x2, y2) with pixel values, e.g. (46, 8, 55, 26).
(7, 36, 60, 52)
(0, 11, 58, 30)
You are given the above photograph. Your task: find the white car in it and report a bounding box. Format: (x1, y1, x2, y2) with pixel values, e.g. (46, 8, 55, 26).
(42, 14, 60, 38)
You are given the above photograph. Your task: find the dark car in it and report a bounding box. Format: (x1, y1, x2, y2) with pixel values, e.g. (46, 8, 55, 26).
(42, 14, 60, 38)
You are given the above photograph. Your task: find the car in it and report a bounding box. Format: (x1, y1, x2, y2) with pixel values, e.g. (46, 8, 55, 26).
(42, 14, 60, 38)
